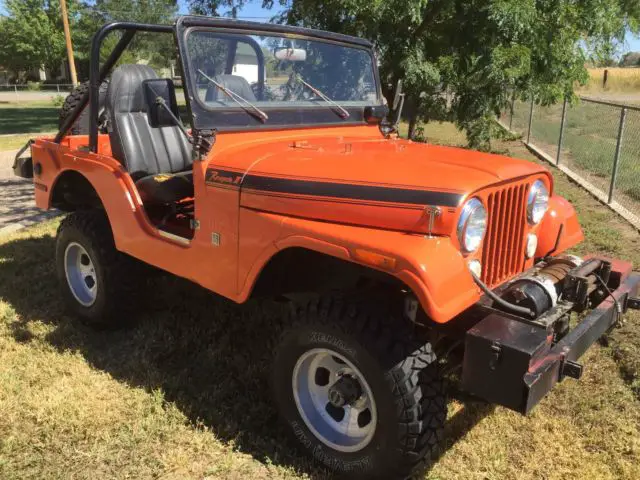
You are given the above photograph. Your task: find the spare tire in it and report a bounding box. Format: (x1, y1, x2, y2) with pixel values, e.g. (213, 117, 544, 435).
(58, 80, 109, 135)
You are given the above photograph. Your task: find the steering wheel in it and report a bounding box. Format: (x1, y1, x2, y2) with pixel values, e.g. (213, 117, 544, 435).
(282, 72, 318, 101)
(301, 88, 320, 101)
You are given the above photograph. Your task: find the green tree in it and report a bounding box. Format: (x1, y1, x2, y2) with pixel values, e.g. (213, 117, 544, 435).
(72, 0, 179, 78)
(190, 0, 640, 150)
(620, 51, 640, 66)
(0, 0, 71, 80)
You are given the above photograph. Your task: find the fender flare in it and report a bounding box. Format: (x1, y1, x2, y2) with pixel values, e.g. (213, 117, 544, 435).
(236, 216, 480, 324)
(536, 195, 584, 258)
(45, 160, 155, 249)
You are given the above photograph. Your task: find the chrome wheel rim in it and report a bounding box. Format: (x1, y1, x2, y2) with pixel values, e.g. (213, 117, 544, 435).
(64, 242, 98, 307)
(292, 348, 377, 453)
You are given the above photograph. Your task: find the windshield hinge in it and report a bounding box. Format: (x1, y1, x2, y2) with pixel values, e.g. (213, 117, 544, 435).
(192, 129, 216, 159)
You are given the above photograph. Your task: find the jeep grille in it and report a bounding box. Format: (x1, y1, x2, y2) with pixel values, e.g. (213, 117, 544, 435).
(481, 182, 530, 287)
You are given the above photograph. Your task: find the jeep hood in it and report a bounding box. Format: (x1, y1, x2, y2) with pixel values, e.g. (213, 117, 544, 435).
(209, 135, 550, 235)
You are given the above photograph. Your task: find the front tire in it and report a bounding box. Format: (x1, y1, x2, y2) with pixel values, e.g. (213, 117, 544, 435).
(55, 210, 141, 328)
(273, 295, 446, 479)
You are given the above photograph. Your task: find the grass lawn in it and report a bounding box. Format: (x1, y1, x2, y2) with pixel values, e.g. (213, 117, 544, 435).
(0, 103, 60, 135)
(399, 120, 468, 146)
(510, 99, 640, 209)
(0, 133, 56, 151)
(0, 101, 190, 142)
(1, 128, 640, 479)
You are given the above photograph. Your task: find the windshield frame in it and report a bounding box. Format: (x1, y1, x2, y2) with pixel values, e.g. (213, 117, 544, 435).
(176, 16, 383, 132)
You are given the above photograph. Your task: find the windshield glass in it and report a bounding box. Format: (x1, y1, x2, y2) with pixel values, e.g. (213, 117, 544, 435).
(185, 30, 379, 115)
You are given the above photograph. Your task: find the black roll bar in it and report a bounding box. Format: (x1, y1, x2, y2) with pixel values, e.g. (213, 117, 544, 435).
(88, 22, 174, 153)
(53, 22, 174, 152)
(53, 29, 135, 145)
(54, 18, 374, 150)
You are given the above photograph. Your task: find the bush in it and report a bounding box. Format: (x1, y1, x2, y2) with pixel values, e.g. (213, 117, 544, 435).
(52, 94, 65, 107)
(26, 81, 41, 91)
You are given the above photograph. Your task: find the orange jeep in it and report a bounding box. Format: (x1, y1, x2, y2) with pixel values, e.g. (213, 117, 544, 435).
(13, 17, 640, 479)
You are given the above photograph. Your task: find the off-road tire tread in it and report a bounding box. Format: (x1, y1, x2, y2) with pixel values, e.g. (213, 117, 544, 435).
(284, 293, 446, 479)
(56, 210, 142, 328)
(58, 81, 108, 135)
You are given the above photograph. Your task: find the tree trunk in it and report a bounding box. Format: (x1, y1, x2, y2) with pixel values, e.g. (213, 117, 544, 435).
(408, 112, 419, 140)
(407, 96, 422, 139)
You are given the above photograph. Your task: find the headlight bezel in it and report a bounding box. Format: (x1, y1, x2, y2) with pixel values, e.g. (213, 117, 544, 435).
(527, 180, 549, 225)
(457, 197, 487, 254)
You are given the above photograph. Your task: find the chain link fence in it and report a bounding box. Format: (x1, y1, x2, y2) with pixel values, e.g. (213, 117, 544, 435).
(502, 96, 640, 229)
(0, 84, 74, 102)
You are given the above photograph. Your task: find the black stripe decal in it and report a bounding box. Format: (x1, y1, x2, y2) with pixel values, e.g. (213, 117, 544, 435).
(206, 169, 464, 207)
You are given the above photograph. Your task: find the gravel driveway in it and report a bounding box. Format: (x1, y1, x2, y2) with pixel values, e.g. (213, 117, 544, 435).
(581, 92, 640, 105)
(0, 149, 58, 235)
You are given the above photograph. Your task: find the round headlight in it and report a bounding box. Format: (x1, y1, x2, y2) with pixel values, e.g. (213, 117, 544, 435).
(457, 198, 487, 253)
(527, 180, 549, 225)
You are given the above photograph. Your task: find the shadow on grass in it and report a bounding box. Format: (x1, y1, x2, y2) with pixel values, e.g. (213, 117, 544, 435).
(0, 232, 493, 478)
(0, 107, 59, 134)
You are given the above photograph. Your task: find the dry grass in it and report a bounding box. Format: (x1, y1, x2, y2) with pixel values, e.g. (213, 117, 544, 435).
(581, 67, 640, 93)
(1, 133, 640, 479)
(399, 121, 468, 146)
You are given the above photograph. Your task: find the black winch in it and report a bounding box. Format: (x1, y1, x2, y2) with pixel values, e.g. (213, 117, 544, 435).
(498, 255, 582, 318)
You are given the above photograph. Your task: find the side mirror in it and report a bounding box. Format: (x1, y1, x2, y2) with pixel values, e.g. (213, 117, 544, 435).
(364, 105, 389, 124)
(392, 79, 406, 130)
(392, 79, 404, 110)
(143, 78, 180, 128)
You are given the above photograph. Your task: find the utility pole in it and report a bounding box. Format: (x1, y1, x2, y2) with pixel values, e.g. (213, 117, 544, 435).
(60, 0, 78, 86)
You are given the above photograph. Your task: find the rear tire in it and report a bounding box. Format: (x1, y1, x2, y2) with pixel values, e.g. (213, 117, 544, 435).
(55, 210, 142, 329)
(272, 294, 447, 479)
(58, 80, 109, 135)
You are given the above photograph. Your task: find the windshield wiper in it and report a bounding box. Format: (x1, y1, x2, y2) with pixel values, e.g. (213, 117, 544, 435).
(198, 69, 268, 123)
(296, 74, 350, 119)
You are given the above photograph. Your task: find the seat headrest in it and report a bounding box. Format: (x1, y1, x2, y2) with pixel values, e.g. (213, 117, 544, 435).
(108, 64, 159, 114)
(205, 74, 257, 103)
(106, 63, 192, 177)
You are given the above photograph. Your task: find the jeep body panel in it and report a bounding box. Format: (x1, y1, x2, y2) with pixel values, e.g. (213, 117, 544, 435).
(205, 127, 553, 236)
(21, 24, 640, 472)
(31, 123, 583, 323)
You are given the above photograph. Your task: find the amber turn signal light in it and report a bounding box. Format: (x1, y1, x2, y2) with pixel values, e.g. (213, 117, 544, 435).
(353, 248, 397, 270)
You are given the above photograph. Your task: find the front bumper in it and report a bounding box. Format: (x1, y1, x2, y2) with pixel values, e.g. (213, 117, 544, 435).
(461, 258, 640, 414)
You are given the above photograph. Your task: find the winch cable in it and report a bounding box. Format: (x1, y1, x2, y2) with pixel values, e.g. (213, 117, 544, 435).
(469, 270, 536, 319)
(594, 273, 623, 315)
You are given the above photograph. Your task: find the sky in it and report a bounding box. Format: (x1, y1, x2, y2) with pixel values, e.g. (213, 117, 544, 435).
(627, 34, 640, 52)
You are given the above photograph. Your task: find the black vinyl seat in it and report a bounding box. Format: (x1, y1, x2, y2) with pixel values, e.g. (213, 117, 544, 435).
(106, 64, 193, 205)
(205, 74, 257, 103)
(134, 171, 193, 205)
